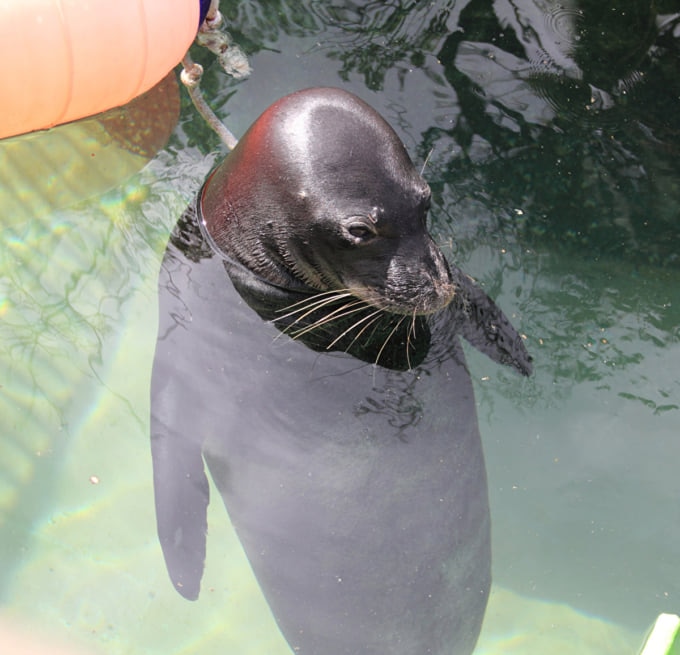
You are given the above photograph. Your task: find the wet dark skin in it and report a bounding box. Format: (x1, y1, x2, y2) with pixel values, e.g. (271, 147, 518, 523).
(150, 88, 531, 655)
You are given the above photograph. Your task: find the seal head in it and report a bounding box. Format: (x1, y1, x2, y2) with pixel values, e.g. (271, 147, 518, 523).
(201, 87, 455, 317)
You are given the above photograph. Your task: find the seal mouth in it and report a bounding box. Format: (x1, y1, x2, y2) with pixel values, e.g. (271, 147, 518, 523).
(349, 281, 456, 316)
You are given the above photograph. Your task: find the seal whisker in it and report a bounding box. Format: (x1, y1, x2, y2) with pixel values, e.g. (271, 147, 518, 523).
(271, 292, 357, 343)
(374, 315, 407, 368)
(275, 288, 355, 314)
(362, 313, 391, 346)
(275, 290, 355, 324)
(420, 146, 435, 175)
(405, 308, 418, 371)
(285, 300, 371, 341)
(341, 312, 386, 363)
(294, 298, 367, 327)
(326, 308, 386, 351)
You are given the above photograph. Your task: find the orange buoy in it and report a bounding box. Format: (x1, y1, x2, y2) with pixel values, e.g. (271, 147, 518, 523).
(0, 0, 201, 140)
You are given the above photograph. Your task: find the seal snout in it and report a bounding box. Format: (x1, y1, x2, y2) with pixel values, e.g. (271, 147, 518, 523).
(418, 238, 457, 313)
(366, 236, 455, 316)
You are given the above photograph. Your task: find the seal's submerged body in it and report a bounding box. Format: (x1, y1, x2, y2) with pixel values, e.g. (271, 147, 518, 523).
(150, 88, 531, 655)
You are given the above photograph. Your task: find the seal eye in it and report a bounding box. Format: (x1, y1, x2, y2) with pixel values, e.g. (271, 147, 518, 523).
(346, 221, 377, 243)
(349, 225, 372, 238)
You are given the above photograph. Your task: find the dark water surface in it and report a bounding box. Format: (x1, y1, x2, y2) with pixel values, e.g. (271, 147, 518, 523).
(1, 1, 678, 653)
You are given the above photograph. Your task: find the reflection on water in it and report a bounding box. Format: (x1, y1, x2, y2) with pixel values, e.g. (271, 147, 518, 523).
(0, 0, 678, 653)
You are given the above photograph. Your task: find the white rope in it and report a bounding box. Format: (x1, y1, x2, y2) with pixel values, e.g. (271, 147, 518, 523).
(181, 54, 239, 151)
(180, 1, 251, 150)
(197, 9, 252, 80)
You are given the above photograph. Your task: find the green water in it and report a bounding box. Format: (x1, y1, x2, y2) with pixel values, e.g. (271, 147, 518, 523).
(1, 1, 678, 653)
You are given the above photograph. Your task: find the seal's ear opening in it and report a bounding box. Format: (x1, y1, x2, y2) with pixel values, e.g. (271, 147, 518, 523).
(447, 265, 533, 376)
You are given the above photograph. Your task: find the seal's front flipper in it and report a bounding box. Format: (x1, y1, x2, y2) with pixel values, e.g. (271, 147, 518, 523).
(151, 428, 209, 600)
(449, 264, 533, 376)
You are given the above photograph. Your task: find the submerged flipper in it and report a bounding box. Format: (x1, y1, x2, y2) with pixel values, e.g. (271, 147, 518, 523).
(150, 212, 215, 601)
(448, 265, 533, 376)
(151, 428, 209, 600)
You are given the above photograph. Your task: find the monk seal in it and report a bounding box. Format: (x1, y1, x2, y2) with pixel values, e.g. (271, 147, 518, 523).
(150, 87, 532, 655)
